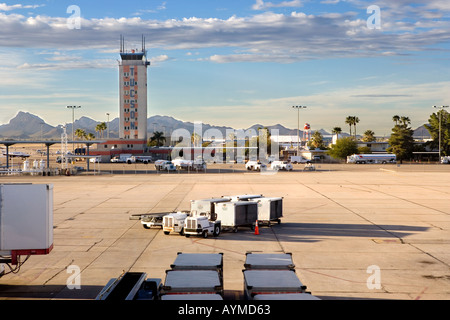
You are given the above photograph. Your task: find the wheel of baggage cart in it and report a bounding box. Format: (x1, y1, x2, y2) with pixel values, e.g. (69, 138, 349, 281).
(143, 224, 150, 229)
(233, 227, 238, 233)
(202, 230, 208, 238)
(185, 234, 190, 238)
(180, 228, 185, 236)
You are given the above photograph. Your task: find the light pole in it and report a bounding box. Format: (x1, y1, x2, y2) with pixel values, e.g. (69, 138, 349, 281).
(433, 105, 449, 161)
(106, 113, 110, 139)
(292, 106, 307, 156)
(67, 105, 81, 152)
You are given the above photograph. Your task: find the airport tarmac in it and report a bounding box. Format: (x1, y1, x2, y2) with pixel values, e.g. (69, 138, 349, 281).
(1, 165, 450, 300)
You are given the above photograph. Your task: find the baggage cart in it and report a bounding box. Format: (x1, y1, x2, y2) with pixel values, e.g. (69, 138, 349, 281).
(243, 269, 307, 300)
(249, 197, 283, 225)
(244, 252, 295, 270)
(161, 270, 223, 296)
(214, 201, 258, 232)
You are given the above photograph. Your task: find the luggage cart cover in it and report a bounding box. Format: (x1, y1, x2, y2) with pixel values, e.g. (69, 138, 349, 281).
(164, 270, 222, 292)
(244, 253, 294, 270)
(171, 253, 223, 270)
(244, 270, 304, 291)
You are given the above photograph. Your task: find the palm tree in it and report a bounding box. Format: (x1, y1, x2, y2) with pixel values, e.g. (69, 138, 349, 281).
(345, 116, 353, 137)
(149, 131, 166, 147)
(95, 122, 107, 138)
(332, 127, 342, 142)
(362, 130, 376, 142)
(74, 128, 86, 140)
(392, 115, 400, 125)
(353, 116, 360, 140)
(400, 116, 411, 126)
(86, 133, 95, 141)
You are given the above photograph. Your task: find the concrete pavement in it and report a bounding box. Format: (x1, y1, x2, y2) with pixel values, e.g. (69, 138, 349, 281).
(1, 165, 449, 300)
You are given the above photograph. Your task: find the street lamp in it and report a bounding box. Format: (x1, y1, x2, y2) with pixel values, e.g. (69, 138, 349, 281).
(67, 105, 81, 152)
(292, 106, 307, 156)
(433, 105, 449, 162)
(106, 113, 110, 139)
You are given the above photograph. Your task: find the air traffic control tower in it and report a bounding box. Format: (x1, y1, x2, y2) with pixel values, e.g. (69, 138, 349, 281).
(118, 35, 150, 141)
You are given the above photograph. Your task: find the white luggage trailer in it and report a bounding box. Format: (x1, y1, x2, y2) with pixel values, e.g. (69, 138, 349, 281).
(161, 270, 223, 297)
(249, 197, 283, 225)
(214, 201, 258, 232)
(222, 194, 263, 201)
(0, 184, 53, 267)
(243, 269, 307, 300)
(190, 198, 231, 220)
(244, 253, 295, 270)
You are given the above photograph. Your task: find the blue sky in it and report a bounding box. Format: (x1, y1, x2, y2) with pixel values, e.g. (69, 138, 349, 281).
(1, 0, 450, 136)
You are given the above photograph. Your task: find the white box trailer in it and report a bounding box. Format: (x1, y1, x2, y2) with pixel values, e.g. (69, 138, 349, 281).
(222, 194, 263, 201)
(244, 253, 295, 270)
(249, 197, 283, 225)
(243, 269, 307, 300)
(0, 184, 53, 265)
(190, 198, 231, 220)
(161, 270, 223, 296)
(214, 201, 258, 232)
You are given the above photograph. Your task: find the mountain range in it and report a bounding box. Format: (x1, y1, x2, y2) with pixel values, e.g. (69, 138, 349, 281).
(0, 111, 431, 140)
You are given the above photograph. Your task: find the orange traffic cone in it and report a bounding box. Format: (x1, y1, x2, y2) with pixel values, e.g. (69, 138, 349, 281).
(254, 220, 259, 235)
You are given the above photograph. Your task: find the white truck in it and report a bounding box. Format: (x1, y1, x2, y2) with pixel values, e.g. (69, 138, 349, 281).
(289, 156, 309, 164)
(441, 156, 450, 164)
(346, 154, 397, 164)
(135, 156, 152, 164)
(245, 161, 267, 171)
(154, 160, 176, 171)
(184, 216, 221, 238)
(270, 160, 293, 171)
(163, 212, 189, 235)
(110, 154, 132, 163)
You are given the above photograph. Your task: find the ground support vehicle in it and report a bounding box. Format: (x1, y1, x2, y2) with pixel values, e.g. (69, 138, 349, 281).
(154, 160, 176, 171)
(95, 272, 162, 300)
(243, 269, 307, 300)
(139, 213, 167, 229)
(249, 197, 283, 225)
(110, 154, 132, 163)
(441, 156, 450, 164)
(160, 270, 223, 297)
(244, 253, 294, 270)
(346, 153, 397, 164)
(270, 160, 293, 171)
(163, 212, 189, 235)
(289, 156, 309, 164)
(245, 161, 267, 171)
(214, 201, 258, 232)
(190, 198, 231, 220)
(135, 156, 152, 164)
(303, 163, 316, 171)
(184, 216, 221, 238)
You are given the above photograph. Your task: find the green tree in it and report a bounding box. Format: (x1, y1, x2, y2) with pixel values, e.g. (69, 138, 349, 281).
(307, 131, 326, 150)
(74, 128, 86, 140)
(327, 137, 358, 160)
(95, 122, 107, 138)
(362, 130, 376, 142)
(387, 116, 415, 163)
(148, 131, 166, 147)
(425, 109, 450, 156)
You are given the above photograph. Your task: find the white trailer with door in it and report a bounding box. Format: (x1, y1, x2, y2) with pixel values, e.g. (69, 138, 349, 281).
(249, 197, 283, 225)
(346, 154, 396, 164)
(214, 201, 258, 232)
(0, 184, 53, 276)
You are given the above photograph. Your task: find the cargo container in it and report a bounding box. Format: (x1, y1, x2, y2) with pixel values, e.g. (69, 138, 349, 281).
(0, 184, 53, 266)
(244, 252, 294, 270)
(249, 197, 283, 225)
(214, 201, 258, 232)
(253, 293, 320, 300)
(161, 270, 223, 296)
(190, 198, 231, 220)
(243, 269, 307, 300)
(170, 252, 223, 283)
(222, 194, 263, 201)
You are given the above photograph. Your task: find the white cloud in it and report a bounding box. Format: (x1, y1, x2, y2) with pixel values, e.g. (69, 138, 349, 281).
(0, 3, 43, 11)
(252, 0, 303, 10)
